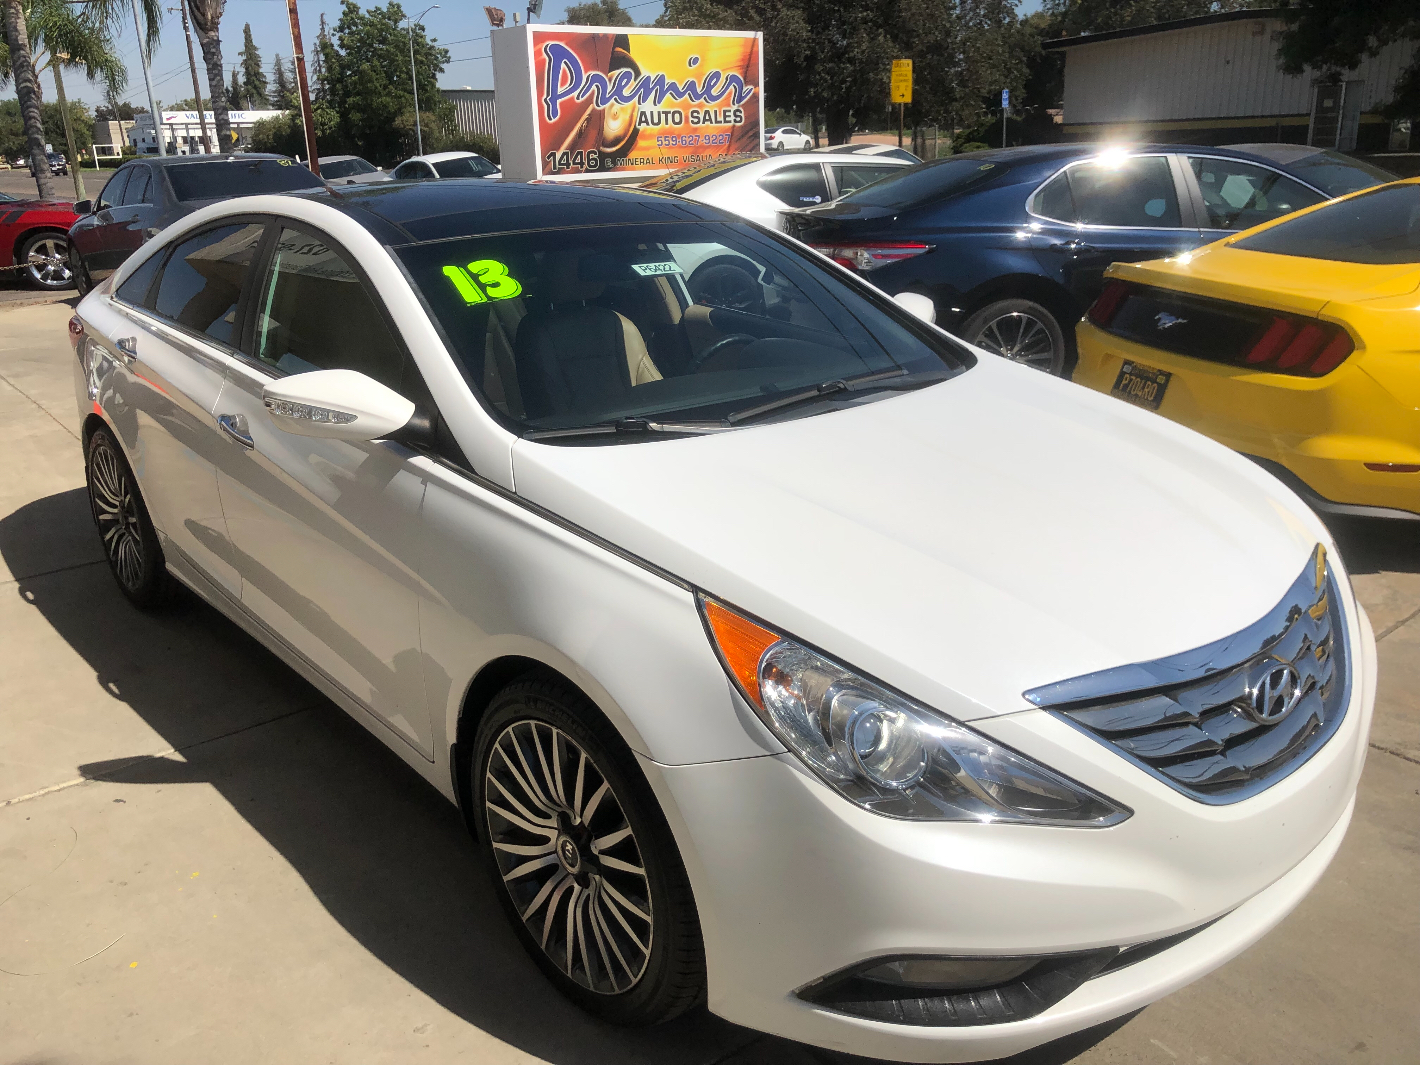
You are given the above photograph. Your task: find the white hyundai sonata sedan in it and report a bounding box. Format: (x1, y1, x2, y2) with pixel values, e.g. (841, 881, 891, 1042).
(68, 180, 1375, 1062)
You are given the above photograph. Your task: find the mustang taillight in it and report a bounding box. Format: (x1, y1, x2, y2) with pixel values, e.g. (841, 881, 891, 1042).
(810, 242, 930, 273)
(1244, 315, 1354, 377)
(1087, 280, 1133, 328)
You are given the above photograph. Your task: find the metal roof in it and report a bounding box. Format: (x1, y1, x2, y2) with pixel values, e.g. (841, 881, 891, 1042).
(1044, 8, 1285, 51)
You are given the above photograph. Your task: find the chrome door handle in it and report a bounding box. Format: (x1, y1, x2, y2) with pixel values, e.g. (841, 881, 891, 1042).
(115, 336, 137, 363)
(217, 413, 254, 449)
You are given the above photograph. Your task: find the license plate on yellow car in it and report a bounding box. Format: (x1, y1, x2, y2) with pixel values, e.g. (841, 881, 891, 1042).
(1111, 360, 1172, 412)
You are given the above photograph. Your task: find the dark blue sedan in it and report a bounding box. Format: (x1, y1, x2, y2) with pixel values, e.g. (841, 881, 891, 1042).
(785, 143, 1394, 375)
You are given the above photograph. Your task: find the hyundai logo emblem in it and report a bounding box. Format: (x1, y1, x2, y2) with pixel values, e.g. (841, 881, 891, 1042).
(1244, 660, 1303, 724)
(1154, 311, 1187, 330)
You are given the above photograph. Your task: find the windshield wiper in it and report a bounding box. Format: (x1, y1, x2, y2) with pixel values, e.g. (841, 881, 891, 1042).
(523, 417, 732, 442)
(725, 367, 950, 425)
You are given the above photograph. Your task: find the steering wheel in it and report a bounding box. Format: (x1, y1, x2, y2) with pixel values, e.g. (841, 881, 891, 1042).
(688, 257, 765, 314)
(691, 333, 758, 370)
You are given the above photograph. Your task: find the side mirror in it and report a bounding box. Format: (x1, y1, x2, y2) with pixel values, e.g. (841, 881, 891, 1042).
(261, 369, 415, 442)
(892, 291, 936, 324)
(73, 199, 93, 215)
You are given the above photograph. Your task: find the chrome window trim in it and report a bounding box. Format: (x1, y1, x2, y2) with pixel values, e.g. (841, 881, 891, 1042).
(1024, 152, 1192, 233)
(1023, 545, 1352, 805)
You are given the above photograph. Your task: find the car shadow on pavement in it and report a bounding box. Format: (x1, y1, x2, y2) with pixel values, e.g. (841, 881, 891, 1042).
(1, 488, 1135, 1065)
(1327, 515, 1420, 576)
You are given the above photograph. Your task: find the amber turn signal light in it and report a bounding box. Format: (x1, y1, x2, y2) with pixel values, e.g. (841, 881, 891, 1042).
(701, 598, 781, 710)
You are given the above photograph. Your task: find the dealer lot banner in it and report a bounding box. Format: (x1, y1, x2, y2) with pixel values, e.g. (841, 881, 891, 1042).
(495, 26, 763, 182)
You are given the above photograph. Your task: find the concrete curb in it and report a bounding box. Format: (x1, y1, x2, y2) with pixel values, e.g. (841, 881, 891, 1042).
(0, 290, 79, 312)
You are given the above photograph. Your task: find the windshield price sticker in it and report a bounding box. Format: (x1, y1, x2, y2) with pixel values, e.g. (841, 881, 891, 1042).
(443, 259, 524, 305)
(631, 262, 684, 276)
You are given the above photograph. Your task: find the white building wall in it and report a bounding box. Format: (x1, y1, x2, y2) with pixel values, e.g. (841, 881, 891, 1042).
(1062, 17, 1417, 124)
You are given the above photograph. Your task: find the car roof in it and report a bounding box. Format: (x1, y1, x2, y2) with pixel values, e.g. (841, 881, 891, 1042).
(310, 179, 736, 245)
(121, 153, 295, 167)
(408, 151, 484, 163)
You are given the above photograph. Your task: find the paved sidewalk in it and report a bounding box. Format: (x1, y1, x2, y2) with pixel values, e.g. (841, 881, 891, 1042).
(1, 300, 1416, 1064)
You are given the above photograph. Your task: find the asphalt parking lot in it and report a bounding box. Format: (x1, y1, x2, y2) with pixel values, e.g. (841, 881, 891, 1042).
(1, 298, 1416, 1064)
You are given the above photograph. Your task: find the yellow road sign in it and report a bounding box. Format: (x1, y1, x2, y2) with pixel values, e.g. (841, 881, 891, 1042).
(890, 59, 912, 104)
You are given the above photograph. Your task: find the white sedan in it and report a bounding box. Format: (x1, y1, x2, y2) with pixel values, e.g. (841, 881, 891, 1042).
(390, 149, 501, 181)
(69, 180, 1374, 1062)
(642, 152, 914, 229)
(765, 126, 814, 151)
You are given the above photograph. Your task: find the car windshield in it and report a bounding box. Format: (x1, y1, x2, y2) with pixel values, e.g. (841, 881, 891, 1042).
(167, 157, 324, 201)
(322, 158, 376, 179)
(1280, 149, 1395, 197)
(837, 155, 1010, 208)
(1232, 182, 1420, 265)
(398, 220, 967, 436)
(433, 155, 498, 178)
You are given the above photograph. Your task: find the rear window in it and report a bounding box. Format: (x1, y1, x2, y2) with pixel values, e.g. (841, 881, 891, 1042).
(166, 158, 323, 201)
(433, 155, 498, 179)
(1280, 150, 1395, 198)
(321, 158, 376, 179)
(1232, 183, 1420, 265)
(838, 155, 1011, 209)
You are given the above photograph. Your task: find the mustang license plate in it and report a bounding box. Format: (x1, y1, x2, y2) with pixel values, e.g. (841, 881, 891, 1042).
(1111, 360, 1172, 411)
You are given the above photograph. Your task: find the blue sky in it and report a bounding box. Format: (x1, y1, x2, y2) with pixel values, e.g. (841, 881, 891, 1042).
(47, 0, 1040, 109)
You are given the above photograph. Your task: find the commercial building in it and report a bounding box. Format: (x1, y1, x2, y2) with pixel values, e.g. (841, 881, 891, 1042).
(1047, 9, 1417, 150)
(441, 87, 498, 140)
(130, 109, 289, 155)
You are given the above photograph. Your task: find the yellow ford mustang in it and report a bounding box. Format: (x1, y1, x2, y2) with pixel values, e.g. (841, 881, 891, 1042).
(1074, 177, 1419, 520)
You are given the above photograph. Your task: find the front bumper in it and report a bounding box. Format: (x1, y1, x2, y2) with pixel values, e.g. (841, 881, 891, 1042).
(641, 603, 1376, 1063)
(1073, 321, 1420, 518)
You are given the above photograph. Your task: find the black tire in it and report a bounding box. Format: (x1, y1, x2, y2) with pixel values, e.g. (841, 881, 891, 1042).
(961, 297, 1067, 376)
(70, 243, 92, 297)
(472, 677, 705, 1026)
(85, 425, 170, 609)
(19, 230, 73, 290)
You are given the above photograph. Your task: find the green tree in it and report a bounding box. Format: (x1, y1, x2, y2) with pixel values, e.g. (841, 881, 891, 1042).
(1276, 0, 1419, 117)
(562, 0, 636, 26)
(238, 21, 267, 107)
(310, 13, 329, 101)
(95, 101, 145, 121)
(187, 0, 235, 152)
(271, 52, 295, 110)
(1039, 0, 1254, 38)
(321, 0, 451, 164)
(229, 65, 240, 109)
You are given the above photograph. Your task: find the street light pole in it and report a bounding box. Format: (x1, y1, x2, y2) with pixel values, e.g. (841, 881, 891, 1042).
(50, 56, 86, 200)
(132, 0, 166, 156)
(176, 0, 213, 153)
(405, 5, 438, 157)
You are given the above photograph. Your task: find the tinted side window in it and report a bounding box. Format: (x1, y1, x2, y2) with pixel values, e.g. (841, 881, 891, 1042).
(251, 228, 405, 391)
(832, 164, 901, 194)
(152, 223, 265, 345)
(115, 250, 165, 308)
(99, 167, 131, 209)
(392, 162, 428, 181)
(757, 164, 830, 207)
(1068, 157, 1181, 227)
(1188, 157, 1324, 231)
(122, 167, 152, 205)
(1031, 171, 1074, 222)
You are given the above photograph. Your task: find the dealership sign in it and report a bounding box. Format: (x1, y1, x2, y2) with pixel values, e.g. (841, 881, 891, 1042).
(492, 24, 763, 182)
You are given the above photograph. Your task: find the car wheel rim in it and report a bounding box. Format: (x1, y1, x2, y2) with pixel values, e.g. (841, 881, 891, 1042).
(27, 237, 71, 287)
(485, 720, 653, 995)
(972, 311, 1057, 372)
(90, 440, 145, 590)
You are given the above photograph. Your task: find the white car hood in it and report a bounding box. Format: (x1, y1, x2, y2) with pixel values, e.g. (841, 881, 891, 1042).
(511, 355, 1328, 721)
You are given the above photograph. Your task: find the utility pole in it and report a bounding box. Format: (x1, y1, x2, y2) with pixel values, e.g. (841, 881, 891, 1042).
(132, 0, 166, 156)
(50, 57, 86, 201)
(176, 0, 212, 153)
(405, 5, 439, 158)
(285, 0, 320, 174)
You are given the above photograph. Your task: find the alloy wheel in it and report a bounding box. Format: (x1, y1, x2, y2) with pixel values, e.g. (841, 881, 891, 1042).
(89, 437, 147, 591)
(971, 310, 1058, 372)
(25, 235, 72, 288)
(484, 720, 654, 995)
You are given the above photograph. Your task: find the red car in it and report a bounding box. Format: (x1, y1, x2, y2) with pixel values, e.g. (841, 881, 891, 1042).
(0, 190, 81, 290)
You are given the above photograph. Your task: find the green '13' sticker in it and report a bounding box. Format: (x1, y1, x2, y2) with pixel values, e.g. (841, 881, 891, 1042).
(443, 259, 523, 304)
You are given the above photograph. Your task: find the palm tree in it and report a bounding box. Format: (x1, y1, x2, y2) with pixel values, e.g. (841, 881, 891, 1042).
(187, 0, 233, 152)
(2, 0, 158, 196)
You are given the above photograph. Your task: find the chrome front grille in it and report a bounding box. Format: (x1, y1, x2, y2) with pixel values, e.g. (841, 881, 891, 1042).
(1023, 545, 1349, 804)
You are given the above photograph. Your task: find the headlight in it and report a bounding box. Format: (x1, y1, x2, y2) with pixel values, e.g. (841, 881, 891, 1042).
(700, 597, 1130, 826)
